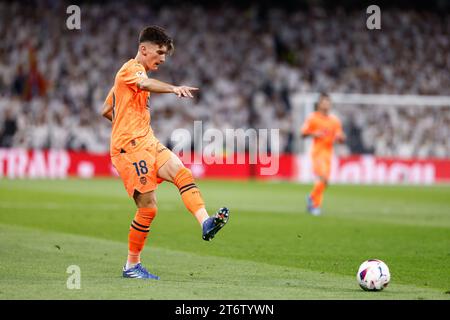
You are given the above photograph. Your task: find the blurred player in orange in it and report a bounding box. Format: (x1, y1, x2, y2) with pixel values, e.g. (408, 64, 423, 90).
(101, 26, 229, 279)
(301, 93, 346, 216)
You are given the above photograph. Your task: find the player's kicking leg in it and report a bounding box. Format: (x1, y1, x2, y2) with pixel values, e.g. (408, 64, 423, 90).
(122, 190, 160, 279)
(157, 152, 230, 241)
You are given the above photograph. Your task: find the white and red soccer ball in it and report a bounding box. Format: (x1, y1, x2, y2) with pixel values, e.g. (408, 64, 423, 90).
(357, 259, 390, 291)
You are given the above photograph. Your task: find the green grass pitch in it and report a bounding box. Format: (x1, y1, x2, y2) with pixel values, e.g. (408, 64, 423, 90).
(0, 178, 449, 299)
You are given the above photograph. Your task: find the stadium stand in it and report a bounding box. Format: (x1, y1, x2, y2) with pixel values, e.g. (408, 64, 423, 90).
(0, 1, 449, 157)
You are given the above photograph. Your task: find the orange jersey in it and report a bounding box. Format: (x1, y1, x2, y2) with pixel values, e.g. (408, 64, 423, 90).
(301, 111, 343, 158)
(107, 59, 154, 156)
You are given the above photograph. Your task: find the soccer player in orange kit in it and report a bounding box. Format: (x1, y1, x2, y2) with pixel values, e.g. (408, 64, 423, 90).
(301, 93, 346, 216)
(101, 26, 229, 279)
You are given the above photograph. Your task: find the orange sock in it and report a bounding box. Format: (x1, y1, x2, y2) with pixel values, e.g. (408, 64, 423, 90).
(127, 207, 157, 266)
(173, 167, 205, 215)
(310, 180, 326, 208)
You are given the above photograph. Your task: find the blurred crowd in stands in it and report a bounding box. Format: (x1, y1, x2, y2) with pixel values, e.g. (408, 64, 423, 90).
(0, 1, 449, 157)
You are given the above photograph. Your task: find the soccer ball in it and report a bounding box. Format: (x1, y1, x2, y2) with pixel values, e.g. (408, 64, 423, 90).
(356, 259, 390, 291)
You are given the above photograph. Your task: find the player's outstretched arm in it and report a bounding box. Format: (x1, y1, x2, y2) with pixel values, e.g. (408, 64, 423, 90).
(137, 78, 198, 98)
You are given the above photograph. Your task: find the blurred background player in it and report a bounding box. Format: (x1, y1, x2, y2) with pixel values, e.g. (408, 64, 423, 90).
(301, 93, 346, 215)
(102, 26, 229, 279)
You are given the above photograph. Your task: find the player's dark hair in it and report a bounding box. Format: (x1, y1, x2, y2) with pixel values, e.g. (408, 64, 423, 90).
(314, 92, 330, 111)
(139, 26, 174, 55)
